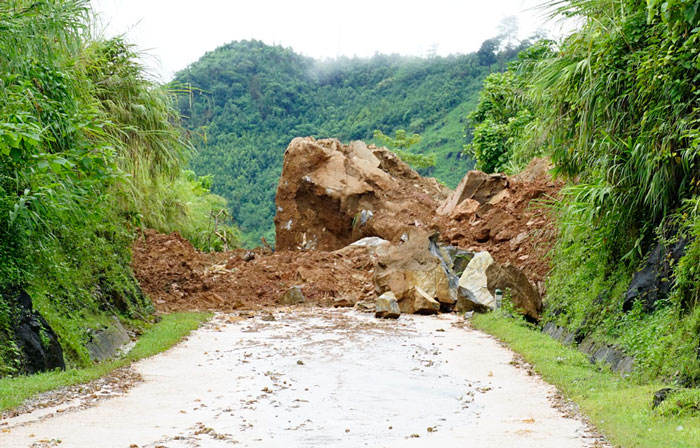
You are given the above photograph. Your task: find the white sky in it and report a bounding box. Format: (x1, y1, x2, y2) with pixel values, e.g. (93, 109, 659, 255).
(91, 0, 558, 81)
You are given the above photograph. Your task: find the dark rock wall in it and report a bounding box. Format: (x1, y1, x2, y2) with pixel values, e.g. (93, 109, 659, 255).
(5, 288, 65, 375)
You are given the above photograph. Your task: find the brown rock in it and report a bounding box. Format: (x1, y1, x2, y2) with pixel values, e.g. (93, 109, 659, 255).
(437, 171, 508, 216)
(375, 292, 401, 319)
(333, 296, 356, 308)
(509, 232, 529, 251)
(373, 231, 456, 307)
(274, 138, 448, 251)
(485, 263, 542, 320)
(278, 286, 305, 305)
(398, 286, 440, 315)
(449, 198, 480, 221)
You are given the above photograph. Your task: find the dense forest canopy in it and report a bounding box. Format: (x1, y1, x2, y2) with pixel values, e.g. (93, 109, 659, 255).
(173, 39, 528, 246)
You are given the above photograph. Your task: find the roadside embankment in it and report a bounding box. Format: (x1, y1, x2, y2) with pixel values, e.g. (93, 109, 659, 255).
(0, 312, 209, 413)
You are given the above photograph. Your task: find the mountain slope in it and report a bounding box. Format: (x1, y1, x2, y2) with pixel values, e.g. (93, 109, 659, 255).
(174, 40, 522, 246)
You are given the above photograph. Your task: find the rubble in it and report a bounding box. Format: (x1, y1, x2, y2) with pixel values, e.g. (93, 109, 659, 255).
(131, 230, 375, 312)
(375, 292, 401, 319)
(132, 141, 559, 323)
(373, 230, 456, 312)
(434, 158, 562, 286)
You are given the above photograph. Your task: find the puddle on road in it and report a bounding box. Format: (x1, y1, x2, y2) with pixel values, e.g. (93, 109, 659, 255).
(0, 309, 603, 448)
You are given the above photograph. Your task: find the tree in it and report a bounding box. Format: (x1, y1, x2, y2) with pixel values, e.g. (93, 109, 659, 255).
(497, 16, 520, 50)
(373, 129, 435, 172)
(477, 38, 500, 70)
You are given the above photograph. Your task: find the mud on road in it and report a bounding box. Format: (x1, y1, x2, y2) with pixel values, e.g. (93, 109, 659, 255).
(0, 309, 607, 448)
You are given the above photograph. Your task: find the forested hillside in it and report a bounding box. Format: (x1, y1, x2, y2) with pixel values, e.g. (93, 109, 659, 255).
(0, 0, 236, 376)
(468, 0, 700, 384)
(174, 40, 527, 246)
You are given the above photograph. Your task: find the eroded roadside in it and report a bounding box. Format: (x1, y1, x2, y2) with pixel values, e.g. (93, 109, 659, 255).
(0, 309, 608, 448)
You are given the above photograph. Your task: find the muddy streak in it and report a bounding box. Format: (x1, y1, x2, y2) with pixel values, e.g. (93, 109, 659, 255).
(0, 310, 605, 447)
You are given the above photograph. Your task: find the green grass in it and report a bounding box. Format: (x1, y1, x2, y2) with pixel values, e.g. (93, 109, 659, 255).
(0, 312, 210, 412)
(472, 312, 700, 448)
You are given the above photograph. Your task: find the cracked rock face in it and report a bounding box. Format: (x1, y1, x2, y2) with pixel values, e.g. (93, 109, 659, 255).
(274, 137, 447, 251)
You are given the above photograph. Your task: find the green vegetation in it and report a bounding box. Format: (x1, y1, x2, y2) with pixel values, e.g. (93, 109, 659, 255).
(465, 41, 552, 173)
(174, 38, 530, 246)
(0, 312, 209, 412)
(473, 312, 700, 448)
(0, 1, 235, 376)
(464, 0, 700, 391)
(372, 129, 435, 173)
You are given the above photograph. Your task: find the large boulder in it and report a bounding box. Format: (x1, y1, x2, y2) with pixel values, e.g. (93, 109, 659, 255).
(437, 171, 508, 216)
(456, 251, 496, 312)
(485, 263, 542, 320)
(373, 231, 457, 312)
(274, 138, 448, 251)
(398, 286, 441, 315)
(375, 292, 401, 319)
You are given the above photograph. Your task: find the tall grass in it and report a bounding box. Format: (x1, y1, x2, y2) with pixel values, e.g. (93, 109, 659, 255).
(0, 0, 237, 374)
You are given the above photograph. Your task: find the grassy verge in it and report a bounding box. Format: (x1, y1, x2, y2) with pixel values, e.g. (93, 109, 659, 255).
(0, 312, 210, 412)
(472, 313, 700, 448)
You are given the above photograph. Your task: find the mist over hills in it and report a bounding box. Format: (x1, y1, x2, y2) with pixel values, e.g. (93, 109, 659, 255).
(174, 39, 524, 246)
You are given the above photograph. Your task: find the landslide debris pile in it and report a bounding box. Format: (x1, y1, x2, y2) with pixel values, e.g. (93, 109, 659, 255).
(274, 138, 448, 251)
(133, 137, 559, 321)
(132, 230, 375, 312)
(435, 158, 561, 286)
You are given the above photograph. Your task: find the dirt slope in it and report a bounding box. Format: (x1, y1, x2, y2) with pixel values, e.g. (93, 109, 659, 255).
(132, 230, 375, 312)
(434, 158, 561, 287)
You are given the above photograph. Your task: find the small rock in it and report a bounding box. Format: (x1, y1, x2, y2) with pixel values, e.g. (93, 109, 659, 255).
(375, 292, 401, 319)
(354, 300, 376, 313)
(261, 314, 276, 322)
(652, 388, 675, 408)
(297, 360, 305, 365)
(278, 286, 305, 305)
(333, 296, 356, 308)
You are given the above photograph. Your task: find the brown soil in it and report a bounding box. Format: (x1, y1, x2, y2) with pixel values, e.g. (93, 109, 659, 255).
(132, 155, 561, 313)
(132, 230, 375, 312)
(434, 159, 562, 287)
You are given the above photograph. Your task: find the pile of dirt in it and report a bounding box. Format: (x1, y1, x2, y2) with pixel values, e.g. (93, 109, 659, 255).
(433, 158, 562, 287)
(274, 137, 448, 251)
(132, 229, 375, 313)
(132, 145, 560, 317)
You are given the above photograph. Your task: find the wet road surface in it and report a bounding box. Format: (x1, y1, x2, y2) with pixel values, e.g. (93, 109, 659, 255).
(0, 309, 606, 447)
